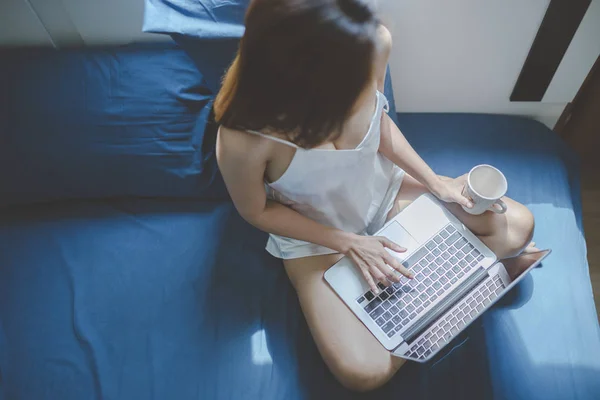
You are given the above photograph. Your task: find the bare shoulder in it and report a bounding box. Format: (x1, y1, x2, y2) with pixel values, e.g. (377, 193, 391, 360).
(377, 24, 392, 51)
(375, 25, 392, 89)
(217, 125, 274, 165)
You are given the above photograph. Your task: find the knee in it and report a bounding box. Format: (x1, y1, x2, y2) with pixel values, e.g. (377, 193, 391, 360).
(508, 204, 535, 255)
(332, 356, 401, 392)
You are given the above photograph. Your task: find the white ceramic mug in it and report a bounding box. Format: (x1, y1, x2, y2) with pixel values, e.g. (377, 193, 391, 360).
(461, 164, 508, 215)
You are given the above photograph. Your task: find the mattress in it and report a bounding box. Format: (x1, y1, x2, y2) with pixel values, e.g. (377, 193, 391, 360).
(1, 114, 599, 399)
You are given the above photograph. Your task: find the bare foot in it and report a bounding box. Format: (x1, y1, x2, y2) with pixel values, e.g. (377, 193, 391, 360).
(522, 241, 539, 253)
(502, 250, 544, 281)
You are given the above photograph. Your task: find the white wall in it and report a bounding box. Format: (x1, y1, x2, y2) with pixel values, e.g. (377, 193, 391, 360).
(543, 0, 600, 103)
(378, 0, 599, 128)
(59, 0, 166, 45)
(0, 0, 54, 46)
(1, 0, 598, 128)
(0, 0, 165, 47)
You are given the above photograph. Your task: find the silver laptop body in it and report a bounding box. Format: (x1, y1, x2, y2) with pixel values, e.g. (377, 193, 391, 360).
(324, 193, 550, 362)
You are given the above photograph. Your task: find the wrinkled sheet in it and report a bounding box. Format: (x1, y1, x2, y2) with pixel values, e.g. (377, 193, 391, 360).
(1, 114, 599, 399)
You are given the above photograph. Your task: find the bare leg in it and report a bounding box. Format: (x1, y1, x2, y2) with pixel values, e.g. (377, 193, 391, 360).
(283, 174, 534, 391)
(284, 254, 405, 392)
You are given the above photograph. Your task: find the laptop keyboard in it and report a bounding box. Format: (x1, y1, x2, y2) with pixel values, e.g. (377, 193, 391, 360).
(356, 224, 485, 338)
(405, 274, 505, 360)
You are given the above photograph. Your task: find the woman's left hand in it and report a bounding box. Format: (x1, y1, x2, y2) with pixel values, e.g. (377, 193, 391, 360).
(430, 174, 474, 209)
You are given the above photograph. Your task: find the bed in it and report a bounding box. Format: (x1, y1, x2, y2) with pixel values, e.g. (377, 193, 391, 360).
(0, 22, 599, 400)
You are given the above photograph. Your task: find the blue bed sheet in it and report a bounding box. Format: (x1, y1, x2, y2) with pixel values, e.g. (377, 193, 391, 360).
(1, 114, 599, 399)
(398, 114, 600, 399)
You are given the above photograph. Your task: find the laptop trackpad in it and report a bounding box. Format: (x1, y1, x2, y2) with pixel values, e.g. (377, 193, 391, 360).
(379, 221, 420, 262)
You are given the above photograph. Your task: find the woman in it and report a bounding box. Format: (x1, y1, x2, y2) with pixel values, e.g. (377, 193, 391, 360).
(215, 0, 534, 392)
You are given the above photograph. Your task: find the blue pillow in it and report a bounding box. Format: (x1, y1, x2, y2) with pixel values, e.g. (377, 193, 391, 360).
(0, 43, 226, 206)
(143, 0, 248, 38)
(143, 0, 248, 92)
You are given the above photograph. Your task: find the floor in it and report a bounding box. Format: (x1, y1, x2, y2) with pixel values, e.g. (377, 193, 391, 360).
(580, 162, 600, 322)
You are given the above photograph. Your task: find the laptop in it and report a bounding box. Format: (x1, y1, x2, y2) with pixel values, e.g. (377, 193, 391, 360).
(324, 193, 550, 362)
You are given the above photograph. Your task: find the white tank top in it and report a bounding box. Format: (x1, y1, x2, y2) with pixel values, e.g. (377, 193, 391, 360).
(247, 91, 405, 259)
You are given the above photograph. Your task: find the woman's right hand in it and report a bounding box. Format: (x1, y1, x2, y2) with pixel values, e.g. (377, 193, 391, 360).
(343, 234, 414, 295)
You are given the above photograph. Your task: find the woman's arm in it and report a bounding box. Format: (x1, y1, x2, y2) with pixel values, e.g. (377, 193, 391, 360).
(379, 115, 441, 192)
(215, 26, 422, 291)
(216, 127, 346, 250)
(375, 26, 472, 209)
(379, 110, 473, 209)
(217, 127, 412, 293)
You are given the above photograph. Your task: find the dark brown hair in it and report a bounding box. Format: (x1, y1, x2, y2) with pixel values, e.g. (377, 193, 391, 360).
(214, 0, 379, 148)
